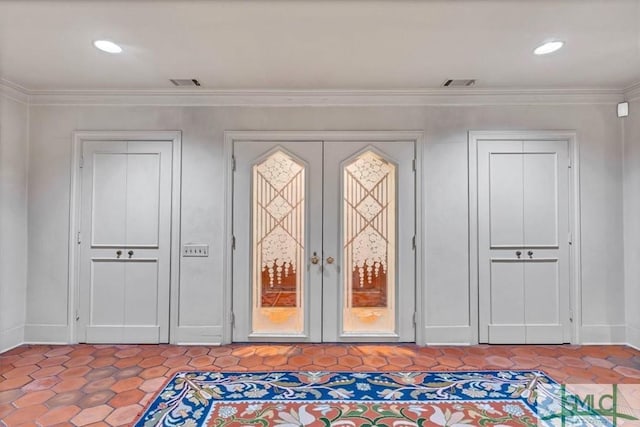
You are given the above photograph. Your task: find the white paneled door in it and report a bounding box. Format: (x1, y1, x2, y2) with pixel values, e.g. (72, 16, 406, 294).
(78, 141, 172, 343)
(233, 141, 415, 342)
(478, 140, 571, 344)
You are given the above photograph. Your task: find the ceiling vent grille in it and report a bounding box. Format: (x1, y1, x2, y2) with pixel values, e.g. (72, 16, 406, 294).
(442, 79, 476, 87)
(170, 79, 201, 87)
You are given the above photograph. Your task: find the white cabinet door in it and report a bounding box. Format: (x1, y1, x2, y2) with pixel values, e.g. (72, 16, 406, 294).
(78, 141, 172, 344)
(232, 141, 415, 342)
(478, 139, 570, 344)
(522, 140, 570, 343)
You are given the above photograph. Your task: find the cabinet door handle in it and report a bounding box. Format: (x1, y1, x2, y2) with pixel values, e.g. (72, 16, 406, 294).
(516, 251, 522, 258)
(527, 250, 533, 258)
(116, 250, 122, 258)
(326, 256, 335, 264)
(128, 250, 134, 258)
(311, 252, 319, 264)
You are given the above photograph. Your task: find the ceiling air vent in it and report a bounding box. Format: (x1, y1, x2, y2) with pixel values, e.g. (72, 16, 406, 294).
(442, 79, 476, 88)
(170, 79, 201, 87)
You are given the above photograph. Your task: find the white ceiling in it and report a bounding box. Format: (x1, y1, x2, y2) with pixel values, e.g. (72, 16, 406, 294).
(1, 0, 639, 92)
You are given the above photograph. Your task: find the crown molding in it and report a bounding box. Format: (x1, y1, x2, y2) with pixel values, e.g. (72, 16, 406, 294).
(1, 79, 626, 107)
(624, 81, 640, 102)
(0, 79, 30, 104)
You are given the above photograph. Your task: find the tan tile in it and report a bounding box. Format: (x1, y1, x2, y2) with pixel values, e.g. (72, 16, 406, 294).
(104, 404, 142, 426)
(2, 404, 48, 425)
(110, 377, 143, 393)
(13, 389, 56, 408)
(70, 405, 113, 426)
(139, 377, 167, 394)
(37, 404, 81, 426)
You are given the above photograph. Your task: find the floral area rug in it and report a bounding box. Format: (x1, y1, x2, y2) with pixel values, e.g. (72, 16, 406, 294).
(135, 370, 612, 427)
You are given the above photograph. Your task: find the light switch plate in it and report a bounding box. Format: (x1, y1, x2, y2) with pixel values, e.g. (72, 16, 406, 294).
(183, 243, 209, 257)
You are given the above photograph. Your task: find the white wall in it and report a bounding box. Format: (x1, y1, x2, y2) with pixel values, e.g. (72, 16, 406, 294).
(0, 93, 28, 352)
(624, 99, 640, 350)
(25, 103, 626, 345)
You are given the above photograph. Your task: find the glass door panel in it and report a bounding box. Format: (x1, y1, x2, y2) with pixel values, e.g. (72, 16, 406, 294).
(233, 142, 323, 342)
(252, 151, 306, 334)
(323, 141, 415, 342)
(343, 151, 396, 333)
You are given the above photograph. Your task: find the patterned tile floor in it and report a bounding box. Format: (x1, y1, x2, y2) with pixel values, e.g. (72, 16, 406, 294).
(0, 344, 639, 426)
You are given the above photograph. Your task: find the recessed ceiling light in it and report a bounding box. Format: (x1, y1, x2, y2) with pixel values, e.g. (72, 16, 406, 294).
(534, 41, 564, 55)
(93, 40, 122, 54)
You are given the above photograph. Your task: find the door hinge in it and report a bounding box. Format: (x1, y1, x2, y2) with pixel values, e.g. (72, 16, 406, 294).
(412, 158, 416, 172)
(569, 310, 574, 323)
(77, 231, 81, 244)
(412, 235, 416, 250)
(232, 155, 236, 172)
(232, 235, 236, 250)
(568, 158, 572, 169)
(412, 312, 417, 326)
(75, 310, 80, 322)
(79, 156, 84, 168)
(230, 312, 235, 327)
(568, 232, 572, 245)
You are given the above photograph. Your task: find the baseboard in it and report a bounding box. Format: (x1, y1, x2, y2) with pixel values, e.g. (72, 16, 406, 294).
(580, 324, 627, 344)
(626, 325, 640, 350)
(24, 324, 69, 343)
(0, 325, 24, 353)
(422, 325, 474, 345)
(172, 325, 223, 345)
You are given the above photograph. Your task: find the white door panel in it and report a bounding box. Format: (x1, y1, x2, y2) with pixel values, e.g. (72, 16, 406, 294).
(489, 260, 524, 326)
(478, 141, 522, 342)
(488, 325, 526, 344)
(91, 150, 127, 246)
(478, 139, 570, 344)
(125, 153, 161, 247)
(79, 140, 172, 344)
(524, 142, 562, 247)
(89, 259, 125, 326)
(524, 260, 560, 324)
(124, 259, 160, 325)
(489, 151, 524, 247)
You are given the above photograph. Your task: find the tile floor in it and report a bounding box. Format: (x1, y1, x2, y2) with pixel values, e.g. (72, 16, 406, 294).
(1, 344, 639, 426)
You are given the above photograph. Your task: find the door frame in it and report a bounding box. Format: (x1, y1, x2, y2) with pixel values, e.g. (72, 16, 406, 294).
(68, 131, 182, 344)
(468, 130, 581, 344)
(223, 131, 424, 344)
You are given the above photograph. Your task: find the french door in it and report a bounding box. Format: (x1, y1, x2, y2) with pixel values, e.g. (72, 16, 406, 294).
(77, 140, 172, 343)
(477, 139, 571, 344)
(232, 140, 415, 342)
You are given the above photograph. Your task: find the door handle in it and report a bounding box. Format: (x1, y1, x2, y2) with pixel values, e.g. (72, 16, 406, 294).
(116, 250, 122, 258)
(326, 256, 335, 264)
(516, 250, 522, 259)
(311, 252, 319, 264)
(128, 250, 134, 258)
(527, 250, 533, 258)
